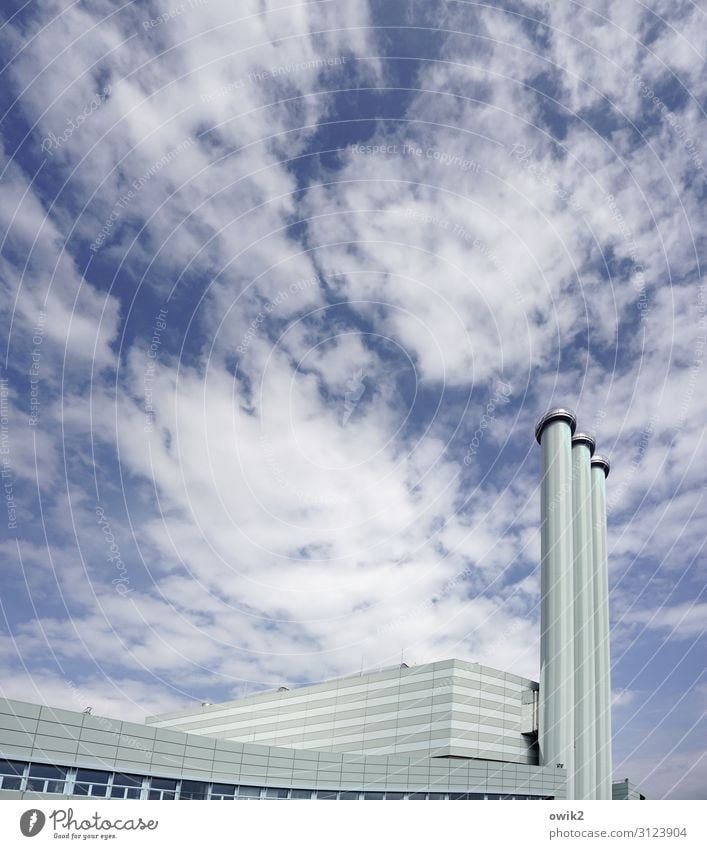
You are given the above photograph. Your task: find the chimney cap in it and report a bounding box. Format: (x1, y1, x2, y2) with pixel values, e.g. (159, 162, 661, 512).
(534, 408, 577, 443)
(591, 454, 610, 477)
(572, 432, 596, 454)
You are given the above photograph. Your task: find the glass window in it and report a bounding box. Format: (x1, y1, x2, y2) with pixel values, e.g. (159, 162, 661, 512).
(338, 791, 360, 799)
(362, 792, 384, 799)
(236, 785, 262, 799)
(148, 777, 177, 800)
(384, 792, 405, 799)
(180, 780, 208, 800)
(28, 764, 64, 778)
(110, 774, 143, 799)
(0, 759, 25, 775)
(428, 793, 447, 800)
(263, 788, 289, 799)
(210, 783, 237, 799)
(27, 764, 67, 794)
(74, 769, 110, 797)
(450, 793, 485, 800)
(0, 760, 26, 791)
(408, 792, 427, 800)
(315, 791, 337, 799)
(486, 794, 502, 800)
(289, 789, 313, 799)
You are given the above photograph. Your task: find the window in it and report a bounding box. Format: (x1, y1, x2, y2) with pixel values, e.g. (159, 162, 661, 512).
(408, 792, 427, 800)
(338, 791, 360, 799)
(362, 792, 384, 800)
(27, 764, 67, 794)
(73, 769, 110, 797)
(110, 773, 143, 799)
(236, 785, 262, 799)
(180, 780, 208, 800)
(315, 791, 338, 799)
(384, 792, 405, 799)
(450, 793, 485, 800)
(0, 760, 26, 791)
(428, 793, 447, 800)
(263, 788, 289, 799)
(289, 789, 313, 799)
(148, 777, 177, 800)
(210, 783, 237, 800)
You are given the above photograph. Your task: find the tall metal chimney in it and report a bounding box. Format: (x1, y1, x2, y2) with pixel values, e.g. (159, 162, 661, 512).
(535, 409, 576, 799)
(571, 433, 597, 800)
(590, 454, 612, 799)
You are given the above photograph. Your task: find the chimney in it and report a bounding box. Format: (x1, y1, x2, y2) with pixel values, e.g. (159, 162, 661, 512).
(590, 454, 612, 799)
(535, 409, 576, 799)
(572, 433, 597, 799)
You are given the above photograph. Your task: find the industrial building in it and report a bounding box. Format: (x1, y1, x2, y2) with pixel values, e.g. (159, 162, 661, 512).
(0, 409, 644, 800)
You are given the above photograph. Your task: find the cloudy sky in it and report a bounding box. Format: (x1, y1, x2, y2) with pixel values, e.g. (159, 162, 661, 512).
(0, 0, 705, 799)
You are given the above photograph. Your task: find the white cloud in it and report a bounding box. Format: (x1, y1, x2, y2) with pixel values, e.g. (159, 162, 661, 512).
(0, 0, 704, 799)
(624, 601, 707, 638)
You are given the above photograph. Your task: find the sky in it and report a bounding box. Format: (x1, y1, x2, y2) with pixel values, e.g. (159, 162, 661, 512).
(0, 0, 705, 800)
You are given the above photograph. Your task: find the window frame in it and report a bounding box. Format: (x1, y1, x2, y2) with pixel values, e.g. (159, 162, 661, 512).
(209, 783, 237, 800)
(72, 768, 111, 798)
(179, 779, 209, 800)
(109, 773, 145, 800)
(0, 759, 28, 791)
(147, 776, 179, 800)
(26, 764, 67, 795)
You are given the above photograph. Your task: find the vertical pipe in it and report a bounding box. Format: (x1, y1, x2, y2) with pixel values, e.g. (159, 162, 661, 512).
(591, 455, 612, 800)
(535, 409, 576, 800)
(572, 433, 596, 800)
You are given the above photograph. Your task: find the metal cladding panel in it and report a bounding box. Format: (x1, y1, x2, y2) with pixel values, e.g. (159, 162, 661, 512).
(572, 439, 596, 799)
(538, 415, 575, 798)
(0, 698, 567, 799)
(591, 461, 612, 800)
(144, 660, 538, 762)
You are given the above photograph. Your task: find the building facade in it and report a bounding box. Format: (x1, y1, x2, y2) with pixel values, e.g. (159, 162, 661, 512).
(0, 683, 564, 801)
(145, 660, 539, 764)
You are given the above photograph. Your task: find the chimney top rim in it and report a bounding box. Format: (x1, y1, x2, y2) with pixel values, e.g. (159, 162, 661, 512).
(534, 408, 577, 443)
(572, 432, 596, 454)
(591, 454, 611, 477)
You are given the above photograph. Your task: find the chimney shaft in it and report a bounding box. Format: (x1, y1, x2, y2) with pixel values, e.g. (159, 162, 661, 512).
(572, 434, 597, 800)
(536, 409, 576, 798)
(591, 455, 612, 799)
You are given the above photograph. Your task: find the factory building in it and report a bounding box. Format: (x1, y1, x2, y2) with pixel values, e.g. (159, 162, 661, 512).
(0, 409, 644, 800)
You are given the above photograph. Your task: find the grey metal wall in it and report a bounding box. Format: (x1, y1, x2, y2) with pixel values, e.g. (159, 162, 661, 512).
(612, 779, 646, 801)
(146, 660, 538, 764)
(0, 698, 565, 800)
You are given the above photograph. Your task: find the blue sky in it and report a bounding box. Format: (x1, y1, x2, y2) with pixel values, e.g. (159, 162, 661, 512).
(0, 0, 705, 799)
